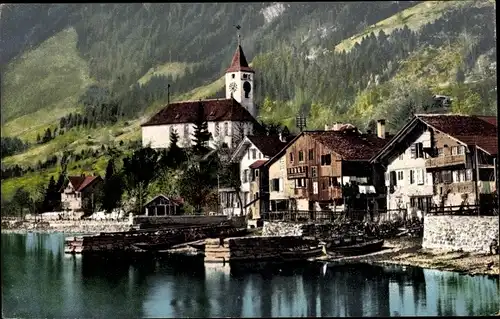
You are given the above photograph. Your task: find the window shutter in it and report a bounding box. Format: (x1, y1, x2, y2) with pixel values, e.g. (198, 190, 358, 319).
(410, 144, 416, 159)
(417, 169, 424, 185)
(279, 178, 284, 192)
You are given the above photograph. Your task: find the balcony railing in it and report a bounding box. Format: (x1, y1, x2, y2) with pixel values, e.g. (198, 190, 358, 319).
(287, 166, 308, 179)
(425, 154, 466, 168)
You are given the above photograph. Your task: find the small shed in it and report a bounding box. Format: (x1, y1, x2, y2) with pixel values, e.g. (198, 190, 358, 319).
(144, 195, 183, 216)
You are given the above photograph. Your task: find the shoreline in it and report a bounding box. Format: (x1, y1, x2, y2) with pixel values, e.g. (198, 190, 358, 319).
(2, 224, 499, 277)
(318, 237, 500, 277)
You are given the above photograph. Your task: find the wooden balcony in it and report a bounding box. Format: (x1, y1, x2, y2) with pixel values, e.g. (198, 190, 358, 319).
(287, 166, 308, 179)
(435, 181, 475, 195)
(425, 154, 466, 169)
(320, 186, 342, 200)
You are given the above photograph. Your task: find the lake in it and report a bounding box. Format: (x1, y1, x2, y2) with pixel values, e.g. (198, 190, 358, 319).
(2, 233, 499, 317)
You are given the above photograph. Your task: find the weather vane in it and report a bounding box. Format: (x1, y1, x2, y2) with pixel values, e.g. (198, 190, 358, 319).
(234, 24, 241, 45)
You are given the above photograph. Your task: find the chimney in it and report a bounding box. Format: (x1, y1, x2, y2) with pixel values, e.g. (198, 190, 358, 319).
(278, 132, 286, 143)
(377, 119, 386, 139)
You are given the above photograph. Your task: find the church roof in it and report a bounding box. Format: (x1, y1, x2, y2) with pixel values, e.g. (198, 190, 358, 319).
(226, 45, 254, 73)
(141, 98, 256, 126)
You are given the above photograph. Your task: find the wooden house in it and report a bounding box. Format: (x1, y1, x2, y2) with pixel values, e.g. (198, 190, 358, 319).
(144, 195, 184, 216)
(280, 123, 388, 215)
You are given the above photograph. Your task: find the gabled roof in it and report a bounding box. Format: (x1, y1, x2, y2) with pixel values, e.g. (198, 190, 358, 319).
(226, 44, 254, 73)
(66, 175, 101, 192)
(249, 160, 268, 169)
(417, 114, 497, 155)
(144, 194, 183, 207)
(264, 129, 388, 167)
(247, 135, 289, 158)
(230, 134, 290, 163)
(141, 98, 256, 126)
(371, 114, 498, 163)
(307, 130, 388, 161)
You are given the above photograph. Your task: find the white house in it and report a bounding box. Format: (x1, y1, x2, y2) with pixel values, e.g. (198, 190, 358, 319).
(218, 134, 289, 216)
(141, 41, 258, 149)
(371, 114, 498, 217)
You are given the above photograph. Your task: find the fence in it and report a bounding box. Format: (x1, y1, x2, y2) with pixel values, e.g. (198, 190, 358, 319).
(427, 204, 498, 216)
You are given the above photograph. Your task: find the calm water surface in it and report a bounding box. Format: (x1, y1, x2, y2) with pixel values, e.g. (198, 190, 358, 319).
(2, 233, 499, 317)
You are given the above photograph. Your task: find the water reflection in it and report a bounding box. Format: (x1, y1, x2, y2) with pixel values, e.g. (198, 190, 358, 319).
(2, 233, 499, 318)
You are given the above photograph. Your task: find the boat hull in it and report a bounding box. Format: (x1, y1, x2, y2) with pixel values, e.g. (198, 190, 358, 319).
(327, 239, 384, 256)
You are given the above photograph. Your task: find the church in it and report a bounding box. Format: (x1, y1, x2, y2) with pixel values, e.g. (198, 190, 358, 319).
(141, 40, 259, 149)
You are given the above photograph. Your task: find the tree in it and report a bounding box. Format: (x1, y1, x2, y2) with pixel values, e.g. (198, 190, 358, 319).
(12, 187, 32, 219)
(179, 162, 214, 215)
(42, 176, 59, 212)
(167, 129, 184, 168)
(100, 158, 124, 213)
(122, 147, 160, 214)
(191, 102, 211, 155)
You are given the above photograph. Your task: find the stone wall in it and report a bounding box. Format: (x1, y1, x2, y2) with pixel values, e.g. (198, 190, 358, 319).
(423, 216, 499, 253)
(262, 221, 305, 236)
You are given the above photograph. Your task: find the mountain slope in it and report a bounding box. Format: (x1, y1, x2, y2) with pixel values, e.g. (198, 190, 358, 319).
(1, 1, 497, 200)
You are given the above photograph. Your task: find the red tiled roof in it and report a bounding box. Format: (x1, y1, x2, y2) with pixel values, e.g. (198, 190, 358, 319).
(247, 135, 288, 158)
(478, 116, 498, 127)
(67, 175, 101, 192)
(308, 130, 388, 161)
(141, 98, 256, 126)
(417, 114, 498, 155)
(226, 45, 254, 73)
(249, 160, 268, 169)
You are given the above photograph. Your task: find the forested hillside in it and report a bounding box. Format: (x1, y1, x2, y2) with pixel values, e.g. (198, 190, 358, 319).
(0, 1, 497, 200)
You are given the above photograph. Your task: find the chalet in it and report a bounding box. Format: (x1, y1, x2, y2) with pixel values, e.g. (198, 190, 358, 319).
(264, 148, 296, 212)
(371, 114, 498, 215)
(141, 40, 259, 149)
(278, 123, 388, 216)
(143, 194, 184, 216)
(219, 134, 290, 216)
(61, 175, 103, 213)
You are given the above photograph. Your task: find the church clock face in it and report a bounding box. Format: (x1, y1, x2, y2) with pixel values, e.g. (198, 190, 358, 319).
(229, 82, 238, 93)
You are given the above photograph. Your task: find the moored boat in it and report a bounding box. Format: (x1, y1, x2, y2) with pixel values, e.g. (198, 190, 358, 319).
(327, 238, 384, 256)
(280, 246, 324, 261)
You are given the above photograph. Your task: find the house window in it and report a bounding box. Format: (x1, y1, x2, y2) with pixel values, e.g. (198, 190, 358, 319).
(442, 170, 452, 184)
(298, 151, 304, 162)
(409, 170, 415, 184)
(308, 149, 314, 160)
(255, 169, 259, 179)
(457, 146, 465, 155)
(410, 143, 424, 159)
(465, 169, 473, 181)
(290, 152, 294, 162)
(437, 148, 444, 157)
(215, 122, 220, 137)
(458, 170, 465, 182)
(320, 154, 331, 166)
(296, 178, 306, 188)
(243, 169, 249, 183)
(270, 179, 280, 191)
(389, 171, 397, 187)
(397, 171, 404, 181)
(311, 166, 317, 178)
(248, 151, 250, 160)
(399, 154, 404, 160)
(451, 146, 458, 156)
(252, 149, 257, 159)
(184, 124, 189, 137)
(224, 123, 228, 136)
(258, 152, 262, 159)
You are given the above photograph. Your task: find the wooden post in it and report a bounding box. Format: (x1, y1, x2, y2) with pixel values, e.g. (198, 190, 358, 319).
(474, 144, 480, 215)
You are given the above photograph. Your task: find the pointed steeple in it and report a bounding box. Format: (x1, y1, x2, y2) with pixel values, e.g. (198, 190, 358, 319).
(226, 26, 254, 73)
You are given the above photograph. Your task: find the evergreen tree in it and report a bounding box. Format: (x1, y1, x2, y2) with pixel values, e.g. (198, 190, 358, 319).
(191, 102, 211, 155)
(168, 129, 184, 168)
(42, 176, 58, 212)
(36, 133, 41, 144)
(100, 158, 123, 213)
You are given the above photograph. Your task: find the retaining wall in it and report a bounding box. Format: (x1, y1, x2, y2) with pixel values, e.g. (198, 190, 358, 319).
(262, 221, 305, 236)
(423, 215, 499, 253)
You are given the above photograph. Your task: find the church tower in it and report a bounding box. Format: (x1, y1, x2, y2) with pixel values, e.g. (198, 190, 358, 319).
(225, 34, 256, 118)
